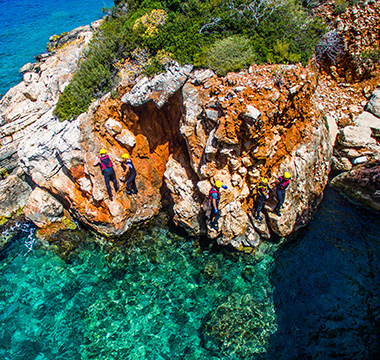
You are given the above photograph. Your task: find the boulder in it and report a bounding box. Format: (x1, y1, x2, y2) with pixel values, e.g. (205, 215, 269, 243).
(337, 126, 377, 148)
(331, 160, 380, 212)
(0, 174, 32, 219)
(104, 118, 123, 136)
(366, 88, 380, 118)
(24, 187, 64, 227)
(115, 128, 136, 148)
(121, 62, 193, 108)
(354, 111, 380, 138)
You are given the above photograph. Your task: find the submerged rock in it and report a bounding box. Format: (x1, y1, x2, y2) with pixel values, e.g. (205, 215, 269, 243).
(331, 160, 380, 212)
(201, 293, 277, 357)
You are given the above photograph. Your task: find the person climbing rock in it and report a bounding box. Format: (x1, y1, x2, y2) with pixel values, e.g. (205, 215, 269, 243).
(116, 153, 137, 195)
(254, 177, 269, 221)
(93, 149, 119, 201)
(274, 172, 291, 216)
(208, 180, 228, 231)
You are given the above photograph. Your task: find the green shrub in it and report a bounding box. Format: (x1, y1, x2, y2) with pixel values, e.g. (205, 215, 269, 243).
(55, 0, 328, 120)
(267, 40, 302, 64)
(198, 36, 255, 76)
(360, 47, 380, 62)
(333, 0, 348, 15)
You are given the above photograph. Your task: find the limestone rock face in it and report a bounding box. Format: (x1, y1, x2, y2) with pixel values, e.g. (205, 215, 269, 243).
(0, 174, 32, 219)
(0, 24, 96, 224)
(165, 63, 333, 244)
(3, 20, 366, 247)
(24, 187, 64, 227)
(164, 155, 203, 235)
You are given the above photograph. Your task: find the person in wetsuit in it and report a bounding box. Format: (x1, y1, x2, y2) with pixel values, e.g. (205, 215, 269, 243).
(254, 177, 269, 221)
(274, 172, 291, 216)
(93, 149, 119, 201)
(117, 153, 137, 195)
(208, 180, 228, 230)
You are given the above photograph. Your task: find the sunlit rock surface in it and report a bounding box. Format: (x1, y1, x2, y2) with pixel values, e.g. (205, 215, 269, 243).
(2, 3, 380, 246)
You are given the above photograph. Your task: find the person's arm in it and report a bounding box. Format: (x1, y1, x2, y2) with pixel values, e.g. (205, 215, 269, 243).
(93, 157, 100, 166)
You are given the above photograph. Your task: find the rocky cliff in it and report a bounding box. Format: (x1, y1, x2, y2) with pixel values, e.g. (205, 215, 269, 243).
(1, 1, 380, 248)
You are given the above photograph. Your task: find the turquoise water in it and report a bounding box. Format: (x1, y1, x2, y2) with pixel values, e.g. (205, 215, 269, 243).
(0, 0, 113, 96)
(0, 216, 278, 360)
(1, 189, 380, 359)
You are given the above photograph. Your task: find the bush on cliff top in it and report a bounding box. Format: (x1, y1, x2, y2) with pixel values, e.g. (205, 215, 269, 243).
(55, 0, 326, 121)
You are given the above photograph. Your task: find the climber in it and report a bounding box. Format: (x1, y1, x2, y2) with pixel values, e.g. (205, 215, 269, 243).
(254, 177, 270, 221)
(208, 180, 228, 231)
(116, 153, 137, 195)
(93, 149, 119, 201)
(274, 172, 291, 216)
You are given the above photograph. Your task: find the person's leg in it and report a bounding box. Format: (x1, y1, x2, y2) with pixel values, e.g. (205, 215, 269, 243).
(110, 169, 119, 192)
(275, 189, 285, 215)
(103, 172, 113, 200)
(255, 195, 264, 219)
(127, 170, 137, 194)
(132, 179, 138, 194)
(209, 205, 216, 225)
(213, 211, 220, 229)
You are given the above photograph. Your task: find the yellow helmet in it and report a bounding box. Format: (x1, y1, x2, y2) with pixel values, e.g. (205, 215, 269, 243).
(261, 177, 268, 184)
(215, 180, 222, 188)
(99, 148, 107, 155)
(121, 153, 130, 159)
(284, 172, 291, 179)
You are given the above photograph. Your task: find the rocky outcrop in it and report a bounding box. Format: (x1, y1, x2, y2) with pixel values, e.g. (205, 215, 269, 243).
(3, 3, 380, 249)
(330, 85, 380, 210)
(331, 160, 380, 211)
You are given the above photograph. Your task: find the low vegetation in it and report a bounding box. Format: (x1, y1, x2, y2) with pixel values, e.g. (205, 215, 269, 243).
(55, 0, 328, 121)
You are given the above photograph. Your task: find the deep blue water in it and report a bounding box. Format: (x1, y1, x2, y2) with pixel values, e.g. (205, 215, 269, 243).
(0, 0, 113, 96)
(0, 189, 379, 359)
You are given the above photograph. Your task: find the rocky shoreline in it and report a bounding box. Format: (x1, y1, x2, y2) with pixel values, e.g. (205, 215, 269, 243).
(1, 1, 380, 250)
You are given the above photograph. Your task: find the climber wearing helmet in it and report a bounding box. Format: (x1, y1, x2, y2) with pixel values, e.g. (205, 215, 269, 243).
(116, 153, 137, 195)
(254, 177, 270, 221)
(93, 149, 119, 201)
(274, 172, 291, 216)
(208, 180, 228, 231)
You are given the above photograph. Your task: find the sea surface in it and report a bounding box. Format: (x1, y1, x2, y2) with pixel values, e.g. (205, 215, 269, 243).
(0, 188, 380, 359)
(0, 0, 113, 96)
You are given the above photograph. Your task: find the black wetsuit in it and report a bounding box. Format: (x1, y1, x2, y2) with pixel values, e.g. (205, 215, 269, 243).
(125, 159, 137, 194)
(100, 155, 119, 200)
(255, 183, 268, 218)
(274, 176, 290, 215)
(209, 186, 220, 228)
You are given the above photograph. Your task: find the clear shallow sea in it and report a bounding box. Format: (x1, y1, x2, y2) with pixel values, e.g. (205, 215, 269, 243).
(0, 0, 113, 96)
(1, 188, 380, 360)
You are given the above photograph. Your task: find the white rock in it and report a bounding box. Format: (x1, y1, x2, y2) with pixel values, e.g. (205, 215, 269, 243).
(23, 72, 39, 84)
(231, 173, 243, 188)
(354, 111, 380, 137)
(325, 115, 338, 146)
(77, 176, 92, 193)
(242, 104, 261, 121)
(338, 126, 377, 148)
(197, 180, 211, 196)
(24, 187, 63, 227)
(115, 128, 136, 148)
(121, 63, 193, 108)
(205, 109, 219, 121)
(366, 88, 380, 118)
(105, 118, 123, 136)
